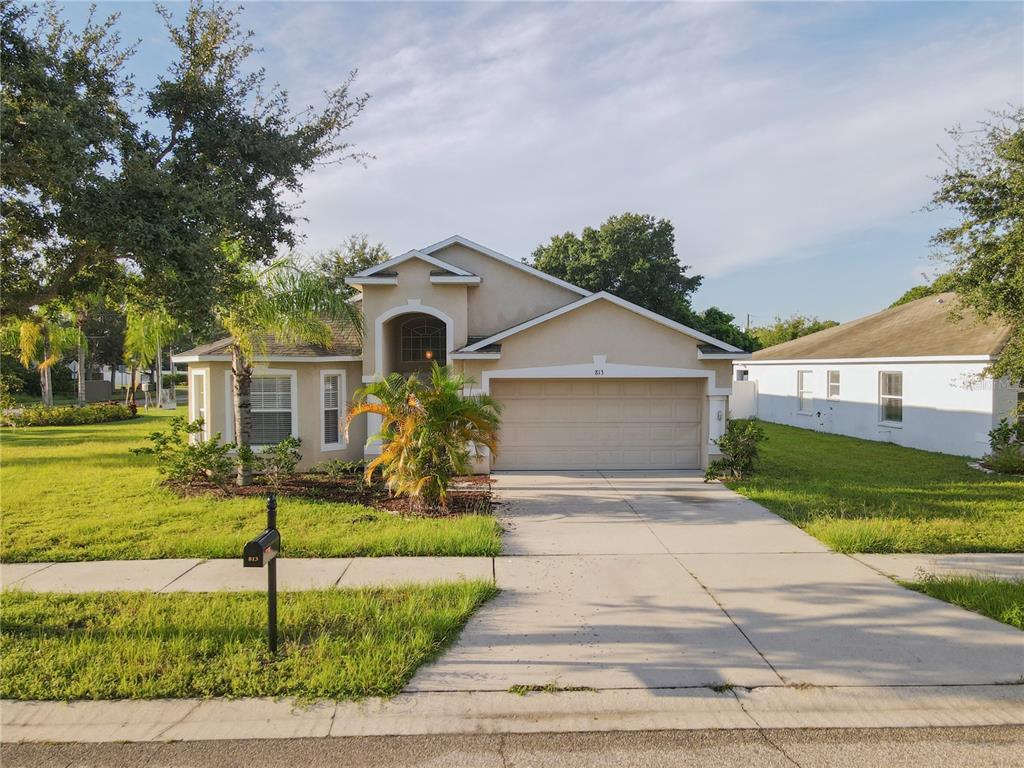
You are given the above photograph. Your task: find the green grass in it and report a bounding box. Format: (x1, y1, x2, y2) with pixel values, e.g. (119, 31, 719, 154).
(0, 408, 502, 562)
(899, 576, 1024, 630)
(726, 422, 1024, 553)
(0, 583, 497, 700)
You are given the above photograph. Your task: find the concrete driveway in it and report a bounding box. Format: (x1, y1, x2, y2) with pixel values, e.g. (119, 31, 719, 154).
(409, 472, 1024, 692)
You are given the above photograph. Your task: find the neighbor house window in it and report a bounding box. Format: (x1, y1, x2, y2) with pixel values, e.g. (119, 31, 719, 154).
(250, 374, 294, 445)
(879, 371, 903, 424)
(320, 370, 346, 450)
(827, 370, 841, 399)
(736, 369, 749, 381)
(797, 370, 813, 413)
(400, 318, 445, 363)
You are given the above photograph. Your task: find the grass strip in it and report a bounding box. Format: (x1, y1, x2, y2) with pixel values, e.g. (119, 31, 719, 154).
(727, 422, 1024, 553)
(0, 582, 497, 700)
(899, 576, 1023, 630)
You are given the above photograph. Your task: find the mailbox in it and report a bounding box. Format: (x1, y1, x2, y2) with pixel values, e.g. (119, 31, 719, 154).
(243, 527, 280, 568)
(243, 494, 281, 654)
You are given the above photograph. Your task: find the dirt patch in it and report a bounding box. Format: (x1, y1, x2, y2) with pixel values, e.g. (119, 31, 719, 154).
(170, 473, 497, 518)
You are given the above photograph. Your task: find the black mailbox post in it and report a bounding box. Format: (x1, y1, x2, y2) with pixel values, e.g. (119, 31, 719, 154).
(243, 494, 281, 653)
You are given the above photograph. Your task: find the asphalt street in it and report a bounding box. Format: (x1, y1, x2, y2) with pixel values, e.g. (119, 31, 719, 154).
(4, 727, 1023, 768)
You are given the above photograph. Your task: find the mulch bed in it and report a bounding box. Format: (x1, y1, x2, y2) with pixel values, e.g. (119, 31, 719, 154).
(172, 473, 497, 517)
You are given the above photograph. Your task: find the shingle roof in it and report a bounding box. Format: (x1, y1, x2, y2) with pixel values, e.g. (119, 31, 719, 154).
(750, 293, 1011, 361)
(179, 321, 362, 359)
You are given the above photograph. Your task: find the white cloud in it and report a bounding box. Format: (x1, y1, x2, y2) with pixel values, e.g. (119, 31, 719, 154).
(256, 2, 1021, 282)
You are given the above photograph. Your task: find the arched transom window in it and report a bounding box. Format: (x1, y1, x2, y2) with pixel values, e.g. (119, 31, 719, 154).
(400, 316, 445, 363)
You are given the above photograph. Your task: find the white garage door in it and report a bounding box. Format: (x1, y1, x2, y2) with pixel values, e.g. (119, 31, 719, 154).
(492, 378, 703, 470)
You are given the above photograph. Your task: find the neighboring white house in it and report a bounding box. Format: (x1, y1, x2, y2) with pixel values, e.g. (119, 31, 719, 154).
(732, 293, 1020, 458)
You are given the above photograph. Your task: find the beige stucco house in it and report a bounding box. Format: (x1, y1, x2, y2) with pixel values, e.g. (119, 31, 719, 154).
(178, 236, 749, 472)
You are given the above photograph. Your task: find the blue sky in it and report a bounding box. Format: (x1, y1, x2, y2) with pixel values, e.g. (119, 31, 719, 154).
(70, 1, 1022, 324)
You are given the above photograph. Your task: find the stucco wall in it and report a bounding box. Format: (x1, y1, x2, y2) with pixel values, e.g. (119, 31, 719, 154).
(473, 299, 732, 390)
(189, 360, 367, 471)
(737, 359, 997, 457)
(431, 243, 583, 337)
(359, 258, 469, 378)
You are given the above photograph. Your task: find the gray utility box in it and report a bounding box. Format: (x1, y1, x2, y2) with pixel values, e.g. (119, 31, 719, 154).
(84, 380, 113, 402)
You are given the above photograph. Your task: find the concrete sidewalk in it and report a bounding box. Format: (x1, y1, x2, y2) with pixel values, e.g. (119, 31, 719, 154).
(852, 553, 1024, 582)
(0, 557, 494, 592)
(3, 685, 1024, 743)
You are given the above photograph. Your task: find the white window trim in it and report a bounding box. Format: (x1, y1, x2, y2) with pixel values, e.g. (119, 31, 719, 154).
(223, 368, 299, 449)
(878, 370, 903, 427)
(320, 369, 348, 452)
(797, 370, 813, 415)
(189, 369, 210, 440)
(827, 370, 841, 400)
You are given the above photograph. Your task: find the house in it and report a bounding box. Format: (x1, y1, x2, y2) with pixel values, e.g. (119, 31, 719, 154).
(732, 293, 1020, 457)
(178, 235, 749, 471)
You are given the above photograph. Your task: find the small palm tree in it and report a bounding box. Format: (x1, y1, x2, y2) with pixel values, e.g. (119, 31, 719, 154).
(124, 305, 179, 406)
(349, 364, 501, 512)
(218, 247, 361, 486)
(2, 314, 81, 406)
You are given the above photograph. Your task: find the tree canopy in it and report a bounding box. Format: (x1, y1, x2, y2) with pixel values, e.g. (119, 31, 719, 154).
(531, 213, 703, 321)
(750, 315, 839, 349)
(530, 213, 757, 349)
(313, 234, 391, 297)
(1, 0, 369, 329)
(930, 108, 1024, 384)
(889, 272, 957, 308)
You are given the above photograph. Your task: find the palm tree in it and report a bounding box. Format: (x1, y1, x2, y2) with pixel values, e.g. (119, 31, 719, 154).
(124, 306, 180, 407)
(218, 251, 361, 486)
(349, 364, 501, 512)
(2, 315, 81, 406)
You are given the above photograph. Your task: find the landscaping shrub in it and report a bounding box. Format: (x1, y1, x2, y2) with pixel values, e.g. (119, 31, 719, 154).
(256, 436, 303, 488)
(133, 416, 236, 487)
(316, 458, 367, 477)
(315, 458, 370, 491)
(705, 417, 767, 481)
(982, 418, 1024, 475)
(162, 372, 188, 388)
(8, 402, 137, 427)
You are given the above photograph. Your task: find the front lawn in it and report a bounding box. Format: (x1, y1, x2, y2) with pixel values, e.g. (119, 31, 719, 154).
(0, 408, 501, 562)
(727, 422, 1024, 553)
(0, 583, 497, 700)
(900, 576, 1024, 631)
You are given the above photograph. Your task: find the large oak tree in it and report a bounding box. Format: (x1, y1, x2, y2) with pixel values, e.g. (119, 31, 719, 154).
(1, 0, 368, 330)
(931, 108, 1024, 385)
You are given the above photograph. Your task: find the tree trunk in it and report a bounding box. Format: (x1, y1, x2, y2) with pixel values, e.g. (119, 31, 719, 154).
(155, 334, 163, 408)
(167, 348, 174, 407)
(76, 312, 87, 407)
(41, 337, 53, 407)
(125, 366, 137, 405)
(231, 344, 254, 487)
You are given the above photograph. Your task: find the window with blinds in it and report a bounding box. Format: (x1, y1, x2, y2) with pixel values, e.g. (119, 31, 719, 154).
(322, 373, 342, 447)
(251, 375, 293, 445)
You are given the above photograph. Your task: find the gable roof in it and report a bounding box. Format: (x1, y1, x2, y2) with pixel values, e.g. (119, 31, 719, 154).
(350, 249, 475, 279)
(749, 293, 1011, 361)
(420, 235, 591, 296)
(462, 291, 745, 353)
(177, 321, 362, 361)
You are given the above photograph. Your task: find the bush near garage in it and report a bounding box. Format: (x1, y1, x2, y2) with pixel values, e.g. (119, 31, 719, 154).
(705, 418, 767, 481)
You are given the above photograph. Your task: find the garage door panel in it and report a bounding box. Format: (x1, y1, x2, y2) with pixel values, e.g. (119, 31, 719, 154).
(493, 378, 703, 470)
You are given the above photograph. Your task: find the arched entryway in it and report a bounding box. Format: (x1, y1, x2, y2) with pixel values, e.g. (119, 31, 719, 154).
(376, 307, 453, 377)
